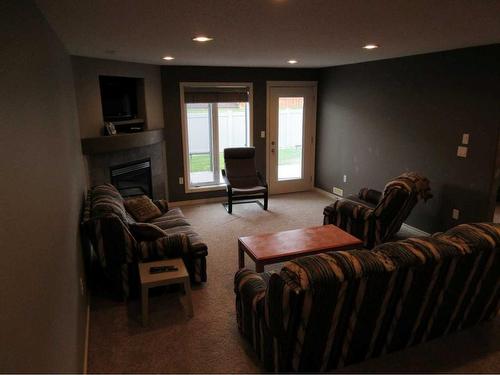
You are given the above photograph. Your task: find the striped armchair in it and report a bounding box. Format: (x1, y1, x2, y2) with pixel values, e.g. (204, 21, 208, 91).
(324, 172, 432, 248)
(82, 184, 207, 299)
(235, 223, 500, 372)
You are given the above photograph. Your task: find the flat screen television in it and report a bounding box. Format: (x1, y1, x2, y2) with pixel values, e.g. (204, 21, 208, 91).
(99, 76, 138, 122)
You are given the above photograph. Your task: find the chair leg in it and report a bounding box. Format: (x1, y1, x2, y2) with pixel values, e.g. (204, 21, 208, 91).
(228, 194, 232, 214)
(263, 192, 268, 210)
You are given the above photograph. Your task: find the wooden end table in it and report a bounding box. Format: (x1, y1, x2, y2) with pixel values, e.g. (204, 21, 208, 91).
(238, 224, 363, 272)
(138, 258, 193, 326)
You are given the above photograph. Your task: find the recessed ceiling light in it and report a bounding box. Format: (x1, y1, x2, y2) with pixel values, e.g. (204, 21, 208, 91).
(363, 44, 379, 50)
(193, 36, 214, 42)
(162, 56, 175, 61)
(288, 59, 298, 64)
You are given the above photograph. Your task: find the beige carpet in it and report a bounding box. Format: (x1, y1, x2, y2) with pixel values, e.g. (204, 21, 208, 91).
(87, 191, 500, 373)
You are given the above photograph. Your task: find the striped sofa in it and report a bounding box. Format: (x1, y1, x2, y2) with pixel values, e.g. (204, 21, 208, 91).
(235, 223, 499, 372)
(324, 172, 433, 249)
(83, 184, 207, 299)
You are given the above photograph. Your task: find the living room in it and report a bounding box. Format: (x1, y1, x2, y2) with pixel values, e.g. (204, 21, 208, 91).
(1, 0, 499, 373)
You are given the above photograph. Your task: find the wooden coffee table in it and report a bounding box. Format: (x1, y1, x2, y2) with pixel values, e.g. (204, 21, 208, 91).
(238, 224, 363, 272)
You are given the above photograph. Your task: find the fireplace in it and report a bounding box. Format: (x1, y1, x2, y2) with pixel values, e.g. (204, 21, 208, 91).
(110, 158, 152, 198)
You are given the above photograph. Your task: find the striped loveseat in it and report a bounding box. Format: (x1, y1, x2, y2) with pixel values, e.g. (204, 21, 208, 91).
(235, 223, 499, 372)
(324, 172, 433, 249)
(83, 184, 208, 299)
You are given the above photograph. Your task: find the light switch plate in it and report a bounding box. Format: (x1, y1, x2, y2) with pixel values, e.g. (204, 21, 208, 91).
(343, 175, 347, 183)
(179, 177, 184, 185)
(452, 208, 460, 220)
(260, 131, 265, 138)
(462, 133, 470, 145)
(457, 146, 468, 158)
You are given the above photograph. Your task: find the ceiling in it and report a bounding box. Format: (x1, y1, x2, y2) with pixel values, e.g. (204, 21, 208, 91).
(35, 0, 500, 68)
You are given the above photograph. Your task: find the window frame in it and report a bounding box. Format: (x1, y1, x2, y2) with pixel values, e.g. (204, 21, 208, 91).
(180, 82, 254, 193)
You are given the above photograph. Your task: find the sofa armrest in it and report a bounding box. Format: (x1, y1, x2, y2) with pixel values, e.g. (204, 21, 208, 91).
(358, 188, 382, 206)
(153, 199, 169, 213)
(234, 268, 268, 312)
(324, 199, 373, 222)
(137, 233, 189, 261)
(234, 268, 269, 341)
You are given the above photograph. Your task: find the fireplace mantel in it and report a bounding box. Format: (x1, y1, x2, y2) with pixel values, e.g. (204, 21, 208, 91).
(81, 129, 164, 155)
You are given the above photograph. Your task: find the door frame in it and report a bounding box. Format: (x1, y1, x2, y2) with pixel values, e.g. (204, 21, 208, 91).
(265, 81, 318, 194)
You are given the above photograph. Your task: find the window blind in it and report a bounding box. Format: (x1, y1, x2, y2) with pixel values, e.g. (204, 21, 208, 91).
(184, 86, 249, 103)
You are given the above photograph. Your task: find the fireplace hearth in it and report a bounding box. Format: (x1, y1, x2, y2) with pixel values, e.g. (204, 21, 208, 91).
(110, 158, 152, 198)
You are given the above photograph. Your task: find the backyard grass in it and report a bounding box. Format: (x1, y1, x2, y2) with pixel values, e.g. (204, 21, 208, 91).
(189, 148, 301, 173)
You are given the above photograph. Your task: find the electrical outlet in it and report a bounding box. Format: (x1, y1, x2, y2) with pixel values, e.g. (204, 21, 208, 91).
(452, 208, 460, 220)
(462, 133, 470, 145)
(343, 175, 347, 183)
(457, 146, 468, 158)
(179, 177, 184, 185)
(260, 131, 265, 138)
(333, 187, 343, 196)
(79, 277, 85, 296)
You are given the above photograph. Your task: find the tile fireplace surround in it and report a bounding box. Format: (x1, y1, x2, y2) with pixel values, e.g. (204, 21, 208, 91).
(84, 142, 167, 199)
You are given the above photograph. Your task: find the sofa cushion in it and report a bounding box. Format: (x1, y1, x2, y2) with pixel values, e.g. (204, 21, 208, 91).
(129, 222, 165, 241)
(124, 195, 162, 222)
(150, 208, 191, 229)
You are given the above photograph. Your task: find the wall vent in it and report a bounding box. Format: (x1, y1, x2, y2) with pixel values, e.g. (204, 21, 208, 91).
(333, 187, 344, 197)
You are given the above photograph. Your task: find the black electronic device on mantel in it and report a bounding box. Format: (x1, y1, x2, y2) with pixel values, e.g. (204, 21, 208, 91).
(111, 119, 145, 133)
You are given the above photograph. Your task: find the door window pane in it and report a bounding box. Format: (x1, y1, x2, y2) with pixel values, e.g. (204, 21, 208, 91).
(278, 97, 303, 180)
(186, 103, 214, 185)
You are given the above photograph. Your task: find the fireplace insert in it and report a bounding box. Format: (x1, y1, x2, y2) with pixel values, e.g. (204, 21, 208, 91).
(110, 158, 152, 198)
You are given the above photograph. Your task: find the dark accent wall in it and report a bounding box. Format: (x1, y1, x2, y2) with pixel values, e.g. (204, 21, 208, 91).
(0, 0, 86, 372)
(162, 66, 318, 202)
(316, 45, 500, 233)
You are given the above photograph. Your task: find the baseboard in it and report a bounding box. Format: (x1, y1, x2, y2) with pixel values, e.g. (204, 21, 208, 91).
(173, 189, 335, 206)
(83, 300, 90, 374)
(314, 187, 429, 236)
(401, 223, 430, 236)
(313, 187, 341, 200)
(169, 196, 227, 207)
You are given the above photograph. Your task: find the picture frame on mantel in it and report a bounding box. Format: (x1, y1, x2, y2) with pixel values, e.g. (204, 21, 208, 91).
(104, 122, 117, 136)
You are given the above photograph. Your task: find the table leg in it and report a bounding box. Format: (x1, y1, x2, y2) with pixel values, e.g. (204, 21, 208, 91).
(141, 285, 148, 326)
(256, 263, 264, 273)
(183, 279, 194, 317)
(238, 242, 245, 269)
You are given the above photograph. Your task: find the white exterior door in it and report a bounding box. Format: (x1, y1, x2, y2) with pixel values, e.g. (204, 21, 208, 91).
(267, 83, 317, 194)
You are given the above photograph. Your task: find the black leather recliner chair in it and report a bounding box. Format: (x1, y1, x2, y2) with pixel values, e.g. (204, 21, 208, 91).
(221, 147, 268, 214)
